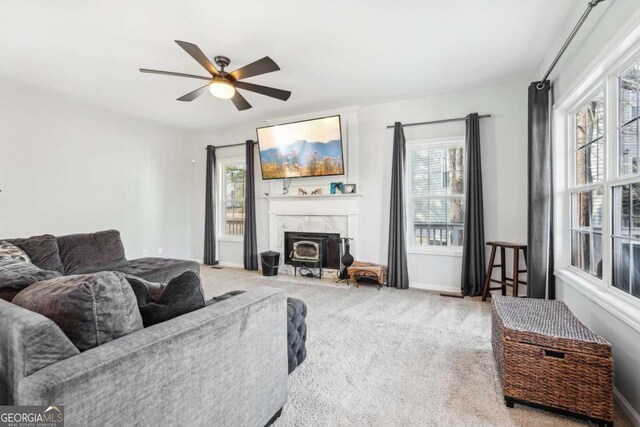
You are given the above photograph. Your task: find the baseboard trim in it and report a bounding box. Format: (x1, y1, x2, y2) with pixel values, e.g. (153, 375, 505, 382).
(615, 387, 640, 427)
(410, 282, 460, 294)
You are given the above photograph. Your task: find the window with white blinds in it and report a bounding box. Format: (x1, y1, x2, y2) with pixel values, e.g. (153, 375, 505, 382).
(406, 139, 465, 251)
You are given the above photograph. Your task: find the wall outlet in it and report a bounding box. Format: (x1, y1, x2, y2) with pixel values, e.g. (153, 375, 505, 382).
(143, 249, 148, 257)
(157, 247, 163, 255)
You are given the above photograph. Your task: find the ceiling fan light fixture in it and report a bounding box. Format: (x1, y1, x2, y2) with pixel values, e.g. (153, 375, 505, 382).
(209, 79, 235, 99)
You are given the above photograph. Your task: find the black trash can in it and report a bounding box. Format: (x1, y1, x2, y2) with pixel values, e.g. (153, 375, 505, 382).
(261, 251, 280, 276)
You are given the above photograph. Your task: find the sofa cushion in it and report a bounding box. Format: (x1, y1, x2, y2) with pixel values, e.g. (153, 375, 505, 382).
(125, 271, 206, 327)
(0, 256, 61, 301)
(0, 257, 62, 282)
(116, 257, 200, 283)
(0, 241, 31, 263)
(0, 268, 36, 302)
(4, 234, 64, 273)
(56, 230, 127, 275)
(12, 271, 143, 351)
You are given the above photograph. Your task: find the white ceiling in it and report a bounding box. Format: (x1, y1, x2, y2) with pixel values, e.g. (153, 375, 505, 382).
(0, 0, 578, 130)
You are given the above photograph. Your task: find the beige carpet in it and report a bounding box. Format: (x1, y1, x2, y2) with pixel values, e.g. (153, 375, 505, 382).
(200, 266, 630, 427)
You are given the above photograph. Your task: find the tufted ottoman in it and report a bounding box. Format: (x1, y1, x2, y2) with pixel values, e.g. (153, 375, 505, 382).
(287, 297, 307, 374)
(212, 291, 307, 375)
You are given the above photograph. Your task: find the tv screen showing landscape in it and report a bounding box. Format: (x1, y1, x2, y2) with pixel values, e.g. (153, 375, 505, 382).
(257, 115, 344, 180)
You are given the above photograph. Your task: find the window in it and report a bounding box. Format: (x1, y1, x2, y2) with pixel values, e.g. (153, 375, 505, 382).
(562, 52, 640, 303)
(619, 60, 640, 175)
(407, 140, 465, 250)
(612, 183, 640, 297)
(570, 92, 605, 278)
(220, 161, 246, 238)
(575, 92, 605, 185)
(611, 58, 640, 299)
(571, 189, 604, 278)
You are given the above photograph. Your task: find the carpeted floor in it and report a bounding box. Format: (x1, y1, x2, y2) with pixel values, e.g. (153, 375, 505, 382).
(200, 266, 631, 427)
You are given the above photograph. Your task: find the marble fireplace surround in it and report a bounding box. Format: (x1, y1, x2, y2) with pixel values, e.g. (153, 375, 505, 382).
(265, 195, 359, 274)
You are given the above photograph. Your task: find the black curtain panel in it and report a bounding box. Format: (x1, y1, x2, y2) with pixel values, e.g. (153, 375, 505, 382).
(461, 113, 486, 296)
(528, 81, 555, 299)
(204, 145, 218, 266)
(243, 140, 259, 270)
(387, 122, 409, 289)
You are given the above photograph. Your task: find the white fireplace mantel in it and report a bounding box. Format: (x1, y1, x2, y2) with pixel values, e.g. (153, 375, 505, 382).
(264, 194, 360, 217)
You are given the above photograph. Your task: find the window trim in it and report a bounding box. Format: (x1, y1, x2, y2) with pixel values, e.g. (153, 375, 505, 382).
(405, 136, 466, 255)
(218, 157, 246, 243)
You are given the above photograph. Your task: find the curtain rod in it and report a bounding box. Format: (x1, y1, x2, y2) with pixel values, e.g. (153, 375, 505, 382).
(205, 140, 258, 150)
(536, 0, 605, 89)
(386, 114, 491, 129)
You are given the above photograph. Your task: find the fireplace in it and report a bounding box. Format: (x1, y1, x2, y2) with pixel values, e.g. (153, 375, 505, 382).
(284, 231, 341, 270)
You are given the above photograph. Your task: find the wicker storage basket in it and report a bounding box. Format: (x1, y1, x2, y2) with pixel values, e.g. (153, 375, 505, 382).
(491, 296, 613, 426)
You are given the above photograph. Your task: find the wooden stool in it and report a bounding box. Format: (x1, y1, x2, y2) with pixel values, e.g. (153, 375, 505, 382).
(481, 242, 527, 301)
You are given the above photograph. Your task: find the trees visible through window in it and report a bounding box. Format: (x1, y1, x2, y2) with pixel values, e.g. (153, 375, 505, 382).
(222, 163, 246, 237)
(408, 142, 465, 249)
(612, 183, 640, 297)
(570, 92, 605, 279)
(612, 58, 640, 299)
(576, 92, 605, 185)
(619, 60, 640, 175)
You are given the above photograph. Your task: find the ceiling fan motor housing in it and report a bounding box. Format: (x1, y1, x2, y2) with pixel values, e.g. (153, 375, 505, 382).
(214, 55, 231, 70)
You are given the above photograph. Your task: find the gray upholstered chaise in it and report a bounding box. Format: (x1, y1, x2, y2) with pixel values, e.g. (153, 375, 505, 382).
(2, 230, 199, 300)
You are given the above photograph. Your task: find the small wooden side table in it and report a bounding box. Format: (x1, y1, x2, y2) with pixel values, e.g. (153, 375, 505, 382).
(481, 241, 527, 301)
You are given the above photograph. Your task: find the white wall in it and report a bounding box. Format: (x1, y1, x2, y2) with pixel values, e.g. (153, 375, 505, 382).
(190, 80, 529, 291)
(541, 1, 640, 423)
(0, 81, 194, 259)
(358, 81, 528, 291)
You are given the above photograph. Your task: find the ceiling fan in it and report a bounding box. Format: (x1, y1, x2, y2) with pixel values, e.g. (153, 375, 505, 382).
(140, 40, 291, 111)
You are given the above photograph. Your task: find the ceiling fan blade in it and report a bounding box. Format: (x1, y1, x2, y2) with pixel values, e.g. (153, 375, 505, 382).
(177, 85, 210, 102)
(234, 81, 291, 101)
(174, 40, 220, 76)
(139, 68, 211, 81)
(229, 56, 280, 80)
(230, 91, 252, 111)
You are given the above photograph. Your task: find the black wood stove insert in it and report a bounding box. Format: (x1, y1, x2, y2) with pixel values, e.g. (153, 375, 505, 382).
(284, 231, 341, 277)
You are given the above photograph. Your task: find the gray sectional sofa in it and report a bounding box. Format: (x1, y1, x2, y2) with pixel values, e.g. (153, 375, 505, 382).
(0, 230, 289, 427)
(5, 229, 199, 283)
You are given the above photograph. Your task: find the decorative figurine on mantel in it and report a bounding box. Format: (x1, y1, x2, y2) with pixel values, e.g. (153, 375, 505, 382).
(330, 182, 344, 195)
(311, 188, 322, 195)
(298, 188, 308, 196)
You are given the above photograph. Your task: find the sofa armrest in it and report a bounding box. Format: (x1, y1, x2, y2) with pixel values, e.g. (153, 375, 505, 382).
(18, 286, 288, 427)
(0, 299, 79, 405)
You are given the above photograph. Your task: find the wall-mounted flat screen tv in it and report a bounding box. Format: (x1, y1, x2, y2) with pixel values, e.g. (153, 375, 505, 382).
(257, 115, 344, 180)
